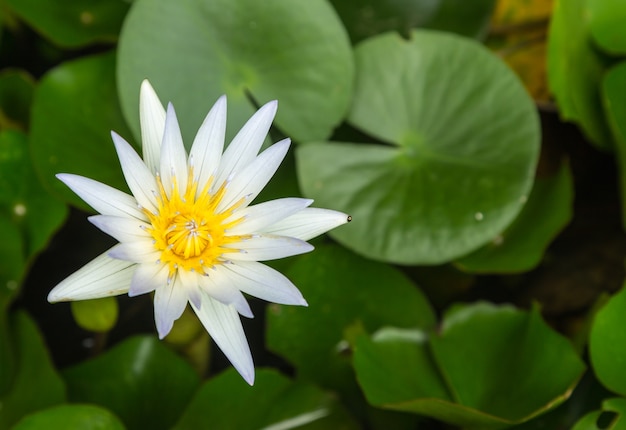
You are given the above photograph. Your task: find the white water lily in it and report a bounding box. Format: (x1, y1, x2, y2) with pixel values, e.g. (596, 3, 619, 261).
(48, 80, 350, 385)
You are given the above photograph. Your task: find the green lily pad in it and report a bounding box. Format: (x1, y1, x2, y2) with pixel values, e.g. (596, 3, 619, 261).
(0, 130, 68, 261)
(589, 0, 626, 55)
(572, 411, 605, 430)
(266, 244, 435, 411)
(590, 285, 626, 396)
(0, 69, 35, 131)
(547, 0, 613, 149)
(175, 368, 358, 429)
(70, 297, 119, 333)
(117, 0, 353, 146)
(0, 311, 66, 429)
(0, 218, 24, 310)
(456, 160, 573, 273)
(297, 30, 539, 264)
(329, 0, 495, 46)
(0, 130, 67, 318)
(329, 0, 439, 44)
(602, 62, 626, 229)
(5, 0, 130, 48)
(353, 303, 586, 429)
(13, 404, 125, 430)
(424, 0, 496, 39)
(30, 51, 133, 211)
(572, 398, 626, 430)
(63, 336, 199, 430)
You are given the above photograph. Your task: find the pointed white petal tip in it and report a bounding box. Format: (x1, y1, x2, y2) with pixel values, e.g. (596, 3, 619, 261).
(140, 79, 154, 93)
(264, 99, 278, 111)
(157, 321, 173, 340)
(275, 137, 291, 150)
(255, 99, 277, 119)
(47, 289, 63, 303)
(55, 173, 85, 190)
(47, 250, 134, 303)
(243, 369, 255, 386)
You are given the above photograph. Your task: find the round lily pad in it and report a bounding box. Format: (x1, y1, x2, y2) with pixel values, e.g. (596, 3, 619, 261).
(117, 0, 353, 146)
(297, 30, 540, 264)
(13, 404, 125, 430)
(5, 0, 129, 48)
(590, 285, 626, 397)
(589, 0, 626, 55)
(70, 297, 119, 333)
(30, 51, 133, 211)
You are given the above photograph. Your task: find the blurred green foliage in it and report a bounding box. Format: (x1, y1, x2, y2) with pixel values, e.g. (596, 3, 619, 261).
(2, 0, 626, 429)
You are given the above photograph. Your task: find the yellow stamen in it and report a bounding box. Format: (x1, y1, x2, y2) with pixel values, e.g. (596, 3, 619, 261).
(143, 168, 248, 277)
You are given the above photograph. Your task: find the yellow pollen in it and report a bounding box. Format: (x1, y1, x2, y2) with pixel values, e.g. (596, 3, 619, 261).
(143, 168, 248, 276)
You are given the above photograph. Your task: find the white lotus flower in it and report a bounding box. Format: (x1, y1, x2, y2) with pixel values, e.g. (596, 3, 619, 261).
(48, 80, 350, 385)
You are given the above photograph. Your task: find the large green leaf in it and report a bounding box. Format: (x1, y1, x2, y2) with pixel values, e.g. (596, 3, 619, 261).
(0, 130, 68, 261)
(603, 62, 626, 229)
(456, 160, 573, 273)
(0, 312, 66, 430)
(0, 69, 34, 131)
(0, 130, 67, 335)
(329, 0, 440, 44)
(328, 0, 495, 46)
(266, 244, 434, 413)
(175, 368, 358, 429)
(30, 51, 133, 211)
(117, 0, 353, 146)
(5, 0, 129, 48)
(13, 404, 125, 430)
(353, 303, 586, 429)
(424, 0, 496, 39)
(589, 0, 626, 55)
(63, 336, 199, 430)
(547, 0, 612, 149)
(298, 30, 539, 264)
(590, 285, 626, 396)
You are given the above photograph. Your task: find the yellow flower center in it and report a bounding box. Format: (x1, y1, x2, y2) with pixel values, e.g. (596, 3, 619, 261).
(144, 169, 246, 276)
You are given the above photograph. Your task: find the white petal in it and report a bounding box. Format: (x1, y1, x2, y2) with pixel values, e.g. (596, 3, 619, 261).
(56, 174, 145, 220)
(48, 249, 134, 302)
(218, 261, 306, 306)
(198, 270, 253, 318)
(177, 269, 203, 309)
(108, 241, 160, 264)
(88, 215, 152, 243)
(191, 294, 254, 385)
(139, 79, 166, 174)
(217, 138, 290, 213)
(261, 208, 351, 241)
(224, 234, 313, 261)
(225, 198, 313, 235)
(159, 103, 188, 198)
(215, 100, 277, 186)
(129, 261, 168, 297)
(154, 275, 189, 339)
(111, 132, 159, 213)
(189, 95, 226, 192)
